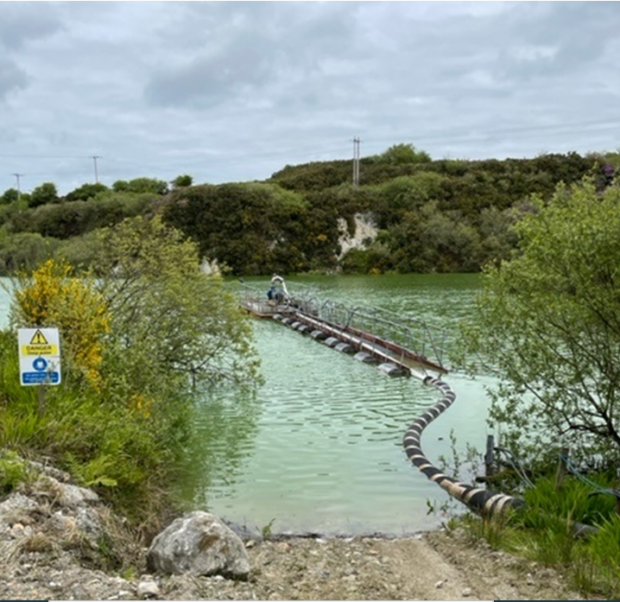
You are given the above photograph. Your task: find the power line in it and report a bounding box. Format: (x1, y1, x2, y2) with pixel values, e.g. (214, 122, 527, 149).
(0, 116, 617, 171)
(0, 116, 618, 194)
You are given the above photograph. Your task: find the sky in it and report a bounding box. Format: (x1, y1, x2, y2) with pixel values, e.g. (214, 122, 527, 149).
(1, 1, 619, 195)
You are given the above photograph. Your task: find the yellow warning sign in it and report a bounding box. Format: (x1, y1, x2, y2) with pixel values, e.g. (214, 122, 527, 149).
(30, 330, 48, 345)
(20, 329, 58, 356)
(22, 344, 58, 356)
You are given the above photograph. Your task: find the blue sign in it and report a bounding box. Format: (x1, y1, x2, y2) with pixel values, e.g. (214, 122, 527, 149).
(33, 357, 48, 371)
(22, 372, 60, 385)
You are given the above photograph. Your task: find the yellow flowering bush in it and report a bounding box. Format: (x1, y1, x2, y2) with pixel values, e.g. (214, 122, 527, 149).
(14, 259, 111, 389)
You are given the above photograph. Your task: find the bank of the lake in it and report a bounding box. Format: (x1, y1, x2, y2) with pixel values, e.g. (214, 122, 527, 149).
(0, 466, 581, 602)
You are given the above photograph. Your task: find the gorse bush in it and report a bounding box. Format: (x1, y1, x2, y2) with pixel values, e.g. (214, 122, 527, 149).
(13, 259, 111, 389)
(0, 216, 260, 534)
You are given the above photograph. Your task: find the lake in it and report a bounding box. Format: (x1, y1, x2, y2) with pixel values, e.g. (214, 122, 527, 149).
(177, 273, 495, 536)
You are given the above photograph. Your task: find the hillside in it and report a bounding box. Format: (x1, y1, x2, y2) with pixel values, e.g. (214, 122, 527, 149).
(0, 149, 616, 276)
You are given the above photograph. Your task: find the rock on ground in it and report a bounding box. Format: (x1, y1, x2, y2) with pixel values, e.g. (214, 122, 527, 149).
(147, 511, 250, 578)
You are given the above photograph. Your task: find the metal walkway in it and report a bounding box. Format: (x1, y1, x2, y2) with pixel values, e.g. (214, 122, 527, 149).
(237, 279, 448, 379)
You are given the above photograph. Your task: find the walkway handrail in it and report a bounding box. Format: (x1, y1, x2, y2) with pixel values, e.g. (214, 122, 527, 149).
(319, 302, 446, 371)
(236, 278, 448, 372)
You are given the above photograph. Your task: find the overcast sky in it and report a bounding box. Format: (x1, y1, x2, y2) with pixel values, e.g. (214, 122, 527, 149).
(1, 1, 618, 195)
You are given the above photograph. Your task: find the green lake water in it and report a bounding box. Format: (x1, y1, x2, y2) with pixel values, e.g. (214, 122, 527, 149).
(179, 273, 495, 536)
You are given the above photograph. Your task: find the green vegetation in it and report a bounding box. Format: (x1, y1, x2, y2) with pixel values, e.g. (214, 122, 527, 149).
(461, 178, 620, 467)
(162, 181, 319, 275)
(456, 474, 620, 599)
(0, 147, 615, 277)
(0, 216, 259, 533)
(0, 450, 30, 493)
(453, 173, 620, 598)
(0, 146, 618, 579)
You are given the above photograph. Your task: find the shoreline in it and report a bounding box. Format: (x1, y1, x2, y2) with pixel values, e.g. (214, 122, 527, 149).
(0, 456, 581, 601)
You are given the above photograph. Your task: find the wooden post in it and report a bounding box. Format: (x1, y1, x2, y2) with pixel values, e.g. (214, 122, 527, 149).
(484, 435, 495, 481)
(37, 384, 47, 417)
(556, 446, 569, 490)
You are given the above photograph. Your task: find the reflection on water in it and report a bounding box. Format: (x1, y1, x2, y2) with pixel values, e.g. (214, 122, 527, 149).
(177, 387, 263, 505)
(178, 275, 491, 535)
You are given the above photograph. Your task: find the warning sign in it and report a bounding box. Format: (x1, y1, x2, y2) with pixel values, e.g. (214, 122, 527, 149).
(18, 328, 62, 386)
(20, 329, 59, 356)
(30, 330, 48, 345)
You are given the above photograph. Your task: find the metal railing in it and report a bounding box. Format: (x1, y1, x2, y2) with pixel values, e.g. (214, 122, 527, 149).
(234, 279, 447, 371)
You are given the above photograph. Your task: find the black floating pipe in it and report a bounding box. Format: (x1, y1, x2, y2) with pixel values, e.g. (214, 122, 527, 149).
(403, 376, 524, 517)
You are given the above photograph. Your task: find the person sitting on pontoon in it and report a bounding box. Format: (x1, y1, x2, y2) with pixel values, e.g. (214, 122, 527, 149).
(268, 274, 289, 304)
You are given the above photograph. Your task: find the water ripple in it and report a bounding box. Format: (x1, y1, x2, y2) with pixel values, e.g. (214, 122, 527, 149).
(182, 275, 491, 535)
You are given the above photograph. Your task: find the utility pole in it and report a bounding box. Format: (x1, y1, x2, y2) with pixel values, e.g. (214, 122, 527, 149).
(12, 173, 23, 201)
(92, 155, 101, 183)
(352, 137, 361, 187)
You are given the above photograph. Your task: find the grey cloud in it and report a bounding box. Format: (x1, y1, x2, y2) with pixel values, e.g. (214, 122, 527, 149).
(489, 3, 619, 83)
(0, 3, 62, 101)
(1, 1, 620, 195)
(0, 56, 27, 100)
(144, 2, 360, 108)
(0, 3, 62, 50)
(145, 32, 271, 108)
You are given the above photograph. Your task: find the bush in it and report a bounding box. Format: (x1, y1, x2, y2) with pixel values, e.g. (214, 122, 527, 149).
(1, 217, 260, 532)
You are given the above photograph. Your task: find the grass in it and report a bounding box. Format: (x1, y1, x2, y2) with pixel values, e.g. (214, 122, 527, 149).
(457, 474, 620, 599)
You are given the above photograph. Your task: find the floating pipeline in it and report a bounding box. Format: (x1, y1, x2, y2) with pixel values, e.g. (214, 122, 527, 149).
(240, 278, 595, 526)
(403, 377, 602, 538)
(403, 376, 524, 517)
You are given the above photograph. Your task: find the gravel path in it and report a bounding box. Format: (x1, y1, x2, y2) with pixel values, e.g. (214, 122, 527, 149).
(0, 528, 581, 601)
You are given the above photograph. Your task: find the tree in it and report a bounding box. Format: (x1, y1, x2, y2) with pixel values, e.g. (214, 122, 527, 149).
(65, 182, 108, 203)
(377, 143, 431, 165)
(92, 215, 261, 393)
(29, 182, 58, 208)
(461, 178, 620, 466)
(163, 182, 309, 275)
(0, 188, 19, 205)
(0, 232, 58, 274)
(2, 219, 261, 525)
(172, 174, 193, 188)
(113, 177, 168, 195)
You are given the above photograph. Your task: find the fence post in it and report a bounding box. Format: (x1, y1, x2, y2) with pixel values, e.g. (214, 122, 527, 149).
(556, 446, 570, 490)
(485, 435, 495, 481)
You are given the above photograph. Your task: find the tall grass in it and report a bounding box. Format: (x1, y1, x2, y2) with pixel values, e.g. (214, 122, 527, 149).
(461, 473, 620, 599)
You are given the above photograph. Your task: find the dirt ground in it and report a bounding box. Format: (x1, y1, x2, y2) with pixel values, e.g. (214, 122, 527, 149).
(0, 526, 582, 601)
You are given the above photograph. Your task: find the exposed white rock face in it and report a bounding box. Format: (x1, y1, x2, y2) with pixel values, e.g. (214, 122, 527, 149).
(201, 258, 222, 276)
(337, 213, 378, 259)
(146, 511, 250, 579)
